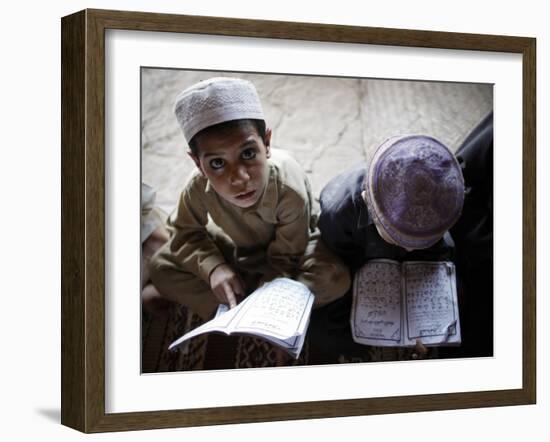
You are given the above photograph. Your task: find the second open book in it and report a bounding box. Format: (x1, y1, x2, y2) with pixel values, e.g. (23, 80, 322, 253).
(351, 260, 461, 347)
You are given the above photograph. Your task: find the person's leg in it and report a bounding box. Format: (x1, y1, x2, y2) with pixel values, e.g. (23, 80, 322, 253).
(142, 225, 170, 287)
(141, 223, 171, 317)
(149, 242, 219, 321)
(141, 282, 171, 317)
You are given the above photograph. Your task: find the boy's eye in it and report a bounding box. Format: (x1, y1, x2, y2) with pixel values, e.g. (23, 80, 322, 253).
(241, 148, 256, 160)
(209, 158, 225, 170)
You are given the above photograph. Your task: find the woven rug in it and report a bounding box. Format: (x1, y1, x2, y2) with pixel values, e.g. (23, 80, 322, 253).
(141, 304, 439, 373)
(141, 305, 311, 372)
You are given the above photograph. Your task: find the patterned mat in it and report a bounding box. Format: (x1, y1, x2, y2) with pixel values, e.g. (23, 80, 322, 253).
(141, 304, 437, 373)
(141, 305, 311, 372)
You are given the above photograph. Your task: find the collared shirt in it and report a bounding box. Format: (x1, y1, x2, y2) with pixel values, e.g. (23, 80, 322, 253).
(167, 149, 317, 283)
(318, 165, 454, 274)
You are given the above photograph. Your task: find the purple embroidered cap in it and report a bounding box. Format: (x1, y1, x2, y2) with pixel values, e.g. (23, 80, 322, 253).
(365, 135, 465, 250)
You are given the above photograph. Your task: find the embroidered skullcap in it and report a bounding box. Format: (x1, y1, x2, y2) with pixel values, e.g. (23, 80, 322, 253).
(365, 135, 465, 250)
(173, 77, 265, 143)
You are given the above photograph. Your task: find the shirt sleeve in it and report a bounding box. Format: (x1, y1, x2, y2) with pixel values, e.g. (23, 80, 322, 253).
(168, 178, 226, 284)
(266, 187, 311, 278)
(318, 188, 366, 272)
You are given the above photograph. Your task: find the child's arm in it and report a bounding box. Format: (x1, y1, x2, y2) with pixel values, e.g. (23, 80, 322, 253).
(317, 198, 364, 271)
(169, 177, 242, 306)
(209, 263, 244, 309)
(264, 188, 311, 283)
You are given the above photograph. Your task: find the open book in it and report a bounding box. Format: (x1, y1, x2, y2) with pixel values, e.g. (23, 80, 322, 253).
(168, 278, 315, 359)
(351, 260, 461, 347)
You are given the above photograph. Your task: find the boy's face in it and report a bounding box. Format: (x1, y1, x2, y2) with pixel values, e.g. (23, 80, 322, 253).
(190, 124, 272, 208)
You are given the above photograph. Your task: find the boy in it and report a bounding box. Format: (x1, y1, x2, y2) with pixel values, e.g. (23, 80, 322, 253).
(319, 135, 464, 268)
(312, 135, 465, 361)
(150, 77, 350, 321)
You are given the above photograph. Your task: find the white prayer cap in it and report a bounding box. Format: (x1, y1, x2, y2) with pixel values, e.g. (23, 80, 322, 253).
(173, 77, 265, 143)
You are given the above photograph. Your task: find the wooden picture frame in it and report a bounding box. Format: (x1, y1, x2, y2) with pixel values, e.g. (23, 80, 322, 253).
(61, 8, 536, 433)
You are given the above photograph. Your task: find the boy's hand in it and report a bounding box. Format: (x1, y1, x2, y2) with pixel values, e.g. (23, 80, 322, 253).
(209, 264, 245, 309)
(412, 339, 429, 359)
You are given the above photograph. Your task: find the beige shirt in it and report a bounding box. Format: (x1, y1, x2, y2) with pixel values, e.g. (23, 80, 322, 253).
(167, 149, 318, 284)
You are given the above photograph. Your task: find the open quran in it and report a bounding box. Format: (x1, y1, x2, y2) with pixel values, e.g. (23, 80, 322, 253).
(168, 278, 314, 359)
(351, 260, 461, 347)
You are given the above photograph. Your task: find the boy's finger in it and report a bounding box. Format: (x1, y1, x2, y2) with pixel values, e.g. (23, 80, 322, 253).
(223, 282, 237, 309)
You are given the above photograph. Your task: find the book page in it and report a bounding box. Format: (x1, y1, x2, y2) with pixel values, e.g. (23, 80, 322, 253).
(231, 278, 314, 341)
(167, 299, 244, 351)
(351, 260, 402, 346)
(404, 262, 461, 346)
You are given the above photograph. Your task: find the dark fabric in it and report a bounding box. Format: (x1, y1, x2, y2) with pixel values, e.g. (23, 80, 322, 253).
(443, 112, 494, 358)
(452, 112, 493, 253)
